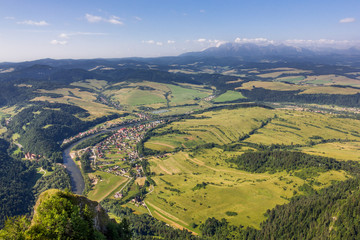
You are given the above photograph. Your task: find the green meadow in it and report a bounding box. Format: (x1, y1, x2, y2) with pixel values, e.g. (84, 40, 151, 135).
(213, 90, 246, 103)
(145, 107, 275, 150)
(145, 150, 348, 231)
(247, 110, 360, 146)
(87, 171, 128, 202)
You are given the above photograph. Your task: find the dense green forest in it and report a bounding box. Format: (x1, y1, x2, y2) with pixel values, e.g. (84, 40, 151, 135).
(0, 138, 71, 228)
(0, 139, 36, 227)
(7, 102, 120, 161)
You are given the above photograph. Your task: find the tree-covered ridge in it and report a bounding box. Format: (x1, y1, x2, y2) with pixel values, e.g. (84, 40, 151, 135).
(0, 139, 36, 227)
(7, 102, 120, 160)
(0, 189, 131, 240)
(227, 150, 343, 173)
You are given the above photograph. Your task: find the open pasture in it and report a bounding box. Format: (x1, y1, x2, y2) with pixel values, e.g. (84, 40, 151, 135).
(87, 171, 128, 202)
(299, 141, 360, 161)
(275, 76, 306, 83)
(302, 75, 360, 87)
(213, 90, 246, 103)
(247, 110, 360, 146)
(145, 107, 275, 151)
(31, 88, 121, 119)
(237, 80, 360, 95)
(104, 87, 167, 107)
(145, 149, 348, 230)
(237, 81, 306, 91)
(103, 81, 212, 109)
(166, 84, 212, 106)
(71, 79, 108, 91)
(257, 69, 311, 78)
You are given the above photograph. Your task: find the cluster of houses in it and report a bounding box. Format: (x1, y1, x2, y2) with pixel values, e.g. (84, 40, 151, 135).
(114, 192, 123, 199)
(204, 95, 215, 101)
(103, 165, 129, 176)
(89, 121, 162, 178)
(94, 121, 163, 163)
(24, 152, 41, 160)
(130, 196, 147, 208)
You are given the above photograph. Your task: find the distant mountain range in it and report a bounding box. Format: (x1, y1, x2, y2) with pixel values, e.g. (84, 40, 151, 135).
(180, 42, 360, 63)
(1, 42, 360, 70)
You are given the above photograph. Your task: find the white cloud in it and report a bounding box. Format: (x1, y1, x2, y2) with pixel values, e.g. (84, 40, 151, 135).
(85, 14, 102, 23)
(142, 40, 164, 46)
(50, 40, 67, 45)
(4, 16, 15, 20)
(284, 38, 360, 48)
(85, 13, 123, 25)
(59, 32, 107, 40)
(197, 38, 207, 43)
(134, 16, 142, 21)
(234, 37, 274, 45)
(108, 17, 123, 25)
(193, 39, 227, 47)
(339, 17, 355, 23)
(17, 20, 49, 26)
(59, 33, 69, 39)
(167, 40, 175, 44)
(200, 9, 205, 13)
(209, 39, 227, 47)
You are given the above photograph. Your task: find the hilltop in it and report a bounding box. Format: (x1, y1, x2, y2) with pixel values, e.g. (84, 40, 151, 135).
(0, 189, 130, 239)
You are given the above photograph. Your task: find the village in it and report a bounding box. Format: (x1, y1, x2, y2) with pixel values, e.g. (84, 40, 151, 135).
(73, 120, 164, 202)
(92, 120, 163, 171)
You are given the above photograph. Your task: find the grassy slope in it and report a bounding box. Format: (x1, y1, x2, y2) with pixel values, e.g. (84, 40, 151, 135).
(141, 107, 358, 231)
(145, 150, 348, 231)
(31, 88, 122, 119)
(247, 110, 360, 146)
(87, 171, 128, 202)
(145, 107, 275, 150)
(213, 91, 246, 103)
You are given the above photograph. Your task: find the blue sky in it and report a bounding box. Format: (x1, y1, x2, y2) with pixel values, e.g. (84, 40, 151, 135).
(0, 0, 359, 61)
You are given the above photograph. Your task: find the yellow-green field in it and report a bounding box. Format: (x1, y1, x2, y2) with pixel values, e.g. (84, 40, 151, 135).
(257, 69, 311, 78)
(31, 88, 123, 119)
(300, 141, 360, 161)
(145, 107, 275, 150)
(87, 171, 128, 202)
(144, 150, 349, 231)
(237, 81, 360, 95)
(213, 91, 246, 103)
(237, 81, 306, 91)
(71, 79, 108, 91)
(247, 111, 360, 145)
(103, 81, 212, 109)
